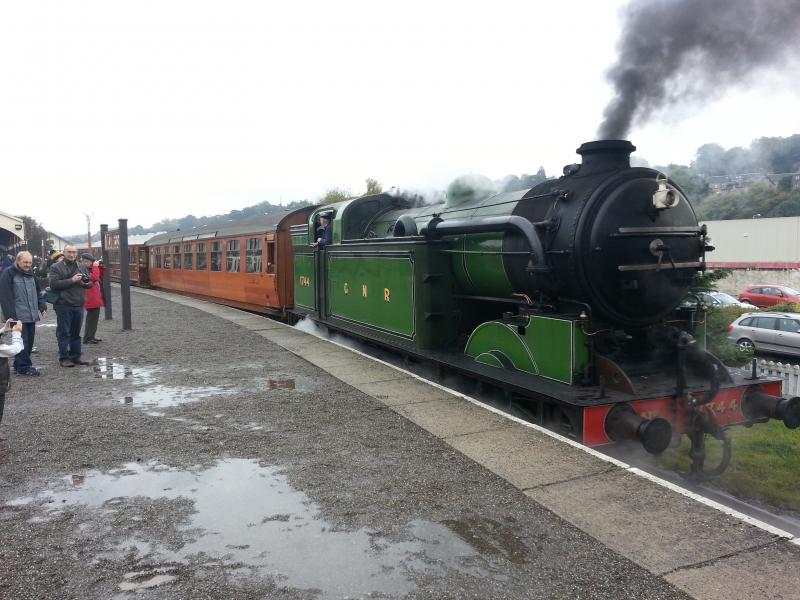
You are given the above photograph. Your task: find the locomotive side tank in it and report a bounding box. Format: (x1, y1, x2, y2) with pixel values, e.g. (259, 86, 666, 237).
(292, 141, 798, 478)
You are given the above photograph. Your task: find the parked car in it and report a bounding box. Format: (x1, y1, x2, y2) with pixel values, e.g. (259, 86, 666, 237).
(681, 291, 757, 309)
(738, 285, 800, 308)
(727, 311, 800, 356)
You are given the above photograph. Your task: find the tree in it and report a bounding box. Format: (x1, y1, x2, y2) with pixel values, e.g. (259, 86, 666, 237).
(656, 164, 709, 204)
(17, 215, 51, 258)
(365, 178, 382, 195)
(693, 143, 727, 176)
(320, 188, 351, 205)
(498, 167, 549, 193)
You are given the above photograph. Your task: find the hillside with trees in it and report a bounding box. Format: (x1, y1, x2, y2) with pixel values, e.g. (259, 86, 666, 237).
(63, 134, 800, 242)
(655, 134, 800, 220)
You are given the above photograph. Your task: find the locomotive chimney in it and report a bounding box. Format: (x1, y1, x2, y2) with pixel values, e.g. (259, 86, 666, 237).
(574, 140, 636, 176)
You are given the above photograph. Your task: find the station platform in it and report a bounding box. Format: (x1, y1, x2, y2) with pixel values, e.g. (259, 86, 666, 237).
(0, 287, 797, 599)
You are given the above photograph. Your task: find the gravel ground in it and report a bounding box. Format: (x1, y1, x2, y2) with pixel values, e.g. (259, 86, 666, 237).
(0, 288, 690, 599)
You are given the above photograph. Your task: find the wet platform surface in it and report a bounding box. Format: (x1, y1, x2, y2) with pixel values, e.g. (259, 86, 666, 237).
(0, 287, 797, 599)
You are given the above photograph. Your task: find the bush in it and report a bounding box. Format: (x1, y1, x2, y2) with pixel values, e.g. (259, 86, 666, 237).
(704, 305, 753, 366)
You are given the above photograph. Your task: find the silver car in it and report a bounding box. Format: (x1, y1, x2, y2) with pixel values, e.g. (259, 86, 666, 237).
(727, 312, 800, 356)
(681, 291, 757, 309)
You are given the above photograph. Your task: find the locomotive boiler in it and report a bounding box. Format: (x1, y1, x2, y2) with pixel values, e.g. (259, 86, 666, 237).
(292, 140, 799, 478)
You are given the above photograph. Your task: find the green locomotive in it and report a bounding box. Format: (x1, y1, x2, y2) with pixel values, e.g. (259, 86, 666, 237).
(292, 140, 798, 478)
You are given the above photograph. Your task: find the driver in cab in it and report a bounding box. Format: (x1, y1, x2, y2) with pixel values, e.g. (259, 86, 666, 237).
(315, 214, 333, 247)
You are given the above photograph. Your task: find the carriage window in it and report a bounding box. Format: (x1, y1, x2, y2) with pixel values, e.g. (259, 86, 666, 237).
(153, 246, 162, 269)
(196, 243, 206, 270)
(266, 241, 276, 274)
(173, 245, 181, 270)
(163, 246, 172, 269)
(183, 243, 193, 270)
(246, 238, 262, 273)
(226, 240, 240, 272)
(210, 241, 222, 272)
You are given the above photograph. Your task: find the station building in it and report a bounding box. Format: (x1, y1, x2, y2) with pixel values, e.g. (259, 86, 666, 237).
(0, 211, 25, 254)
(703, 216, 800, 294)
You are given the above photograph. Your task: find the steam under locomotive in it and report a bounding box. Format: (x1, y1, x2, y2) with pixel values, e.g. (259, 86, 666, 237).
(290, 140, 800, 479)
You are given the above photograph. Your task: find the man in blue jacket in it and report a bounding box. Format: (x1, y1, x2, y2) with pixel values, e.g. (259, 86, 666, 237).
(0, 251, 47, 376)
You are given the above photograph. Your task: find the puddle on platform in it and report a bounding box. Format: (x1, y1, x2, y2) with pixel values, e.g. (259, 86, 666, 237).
(248, 375, 312, 393)
(119, 385, 234, 409)
(8, 459, 492, 597)
(442, 518, 528, 565)
(94, 358, 158, 384)
(267, 379, 295, 390)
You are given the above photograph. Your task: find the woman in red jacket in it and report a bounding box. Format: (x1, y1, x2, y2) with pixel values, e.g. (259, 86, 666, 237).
(81, 253, 104, 344)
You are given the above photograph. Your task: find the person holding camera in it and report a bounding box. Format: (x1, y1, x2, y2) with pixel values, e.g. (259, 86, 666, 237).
(48, 246, 92, 367)
(0, 251, 47, 376)
(0, 319, 24, 435)
(80, 253, 104, 344)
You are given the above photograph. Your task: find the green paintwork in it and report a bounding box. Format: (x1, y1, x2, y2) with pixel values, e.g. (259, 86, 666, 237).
(465, 322, 537, 374)
(294, 254, 316, 309)
(328, 256, 415, 337)
(522, 317, 575, 383)
(451, 233, 514, 298)
(475, 352, 505, 369)
(465, 315, 591, 385)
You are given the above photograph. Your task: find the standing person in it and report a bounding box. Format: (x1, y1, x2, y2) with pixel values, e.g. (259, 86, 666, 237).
(0, 251, 47, 376)
(48, 245, 92, 367)
(80, 253, 104, 344)
(0, 319, 24, 436)
(0, 254, 13, 274)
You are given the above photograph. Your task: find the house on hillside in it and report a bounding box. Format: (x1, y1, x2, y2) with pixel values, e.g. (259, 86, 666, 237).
(707, 172, 800, 194)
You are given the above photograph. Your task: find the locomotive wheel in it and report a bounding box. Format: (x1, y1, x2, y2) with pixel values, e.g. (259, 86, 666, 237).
(737, 338, 755, 353)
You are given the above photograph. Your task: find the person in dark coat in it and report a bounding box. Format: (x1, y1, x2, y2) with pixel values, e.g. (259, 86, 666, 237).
(80, 253, 104, 344)
(0, 254, 13, 274)
(315, 214, 333, 247)
(48, 245, 92, 367)
(0, 251, 47, 375)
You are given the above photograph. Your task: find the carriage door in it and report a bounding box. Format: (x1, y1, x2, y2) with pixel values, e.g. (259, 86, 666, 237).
(314, 246, 328, 320)
(138, 248, 150, 286)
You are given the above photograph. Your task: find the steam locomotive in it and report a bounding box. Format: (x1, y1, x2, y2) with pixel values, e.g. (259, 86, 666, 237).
(289, 140, 799, 479)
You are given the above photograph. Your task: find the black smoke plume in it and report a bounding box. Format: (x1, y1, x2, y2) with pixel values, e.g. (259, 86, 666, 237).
(599, 0, 800, 139)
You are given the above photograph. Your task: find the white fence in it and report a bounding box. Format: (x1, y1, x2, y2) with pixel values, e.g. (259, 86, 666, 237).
(757, 360, 800, 398)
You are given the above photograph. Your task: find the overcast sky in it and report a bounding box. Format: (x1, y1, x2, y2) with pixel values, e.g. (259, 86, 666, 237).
(1, 0, 798, 238)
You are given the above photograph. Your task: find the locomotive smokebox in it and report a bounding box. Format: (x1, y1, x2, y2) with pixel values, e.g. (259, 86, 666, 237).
(575, 140, 636, 175)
